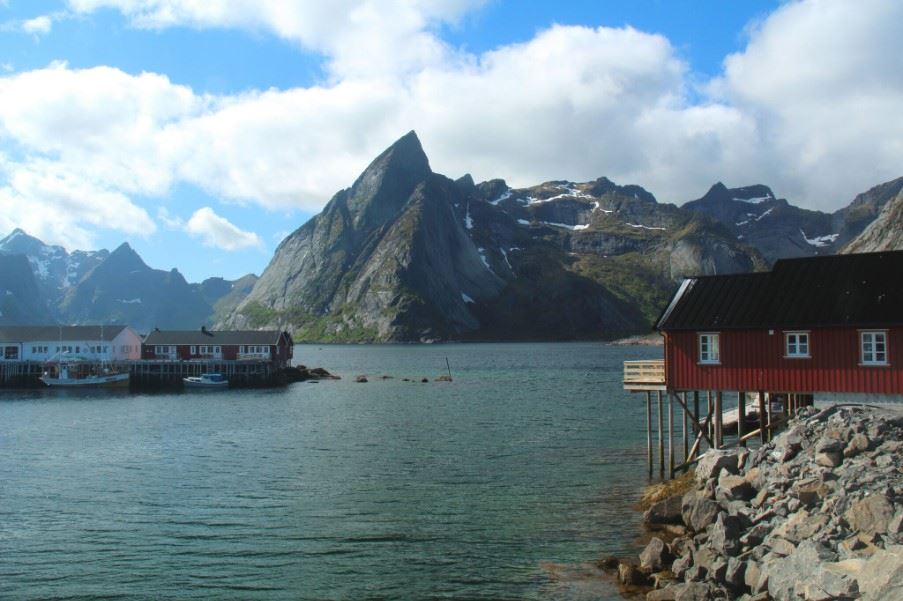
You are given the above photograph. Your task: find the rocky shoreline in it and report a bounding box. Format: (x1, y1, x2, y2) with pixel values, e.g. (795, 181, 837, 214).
(607, 404, 903, 600)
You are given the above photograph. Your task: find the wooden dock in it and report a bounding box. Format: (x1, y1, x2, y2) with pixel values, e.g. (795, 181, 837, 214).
(0, 360, 289, 390)
(622, 359, 812, 479)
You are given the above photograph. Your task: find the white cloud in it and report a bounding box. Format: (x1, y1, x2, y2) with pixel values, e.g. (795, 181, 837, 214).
(0, 0, 897, 251)
(0, 159, 155, 249)
(66, 0, 486, 78)
(185, 206, 262, 251)
(22, 15, 53, 35)
(710, 0, 903, 206)
(156, 206, 183, 229)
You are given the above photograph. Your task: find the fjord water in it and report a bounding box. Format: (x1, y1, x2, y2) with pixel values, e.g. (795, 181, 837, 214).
(1, 343, 661, 600)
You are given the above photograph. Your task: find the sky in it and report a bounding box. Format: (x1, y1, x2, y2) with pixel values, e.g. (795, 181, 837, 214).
(0, 0, 901, 282)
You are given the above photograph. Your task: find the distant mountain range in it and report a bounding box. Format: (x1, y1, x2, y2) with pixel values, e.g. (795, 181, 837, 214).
(2, 132, 900, 339)
(217, 131, 902, 342)
(0, 229, 257, 331)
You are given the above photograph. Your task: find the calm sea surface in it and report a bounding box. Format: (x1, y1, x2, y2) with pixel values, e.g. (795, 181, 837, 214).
(1, 343, 662, 600)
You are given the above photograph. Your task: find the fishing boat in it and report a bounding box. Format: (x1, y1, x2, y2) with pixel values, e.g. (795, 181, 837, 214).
(40, 362, 130, 387)
(183, 373, 229, 389)
(39, 325, 130, 388)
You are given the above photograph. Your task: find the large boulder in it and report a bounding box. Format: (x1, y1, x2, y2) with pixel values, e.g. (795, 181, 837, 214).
(644, 495, 684, 526)
(681, 491, 720, 533)
(846, 494, 896, 536)
(640, 537, 674, 572)
(695, 449, 741, 481)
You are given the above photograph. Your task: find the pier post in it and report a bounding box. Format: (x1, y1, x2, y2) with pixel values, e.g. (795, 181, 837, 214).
(706, 391, 714, 444)
(682, 392, 689, 461)
(646, 391, 652, 476)
(758, 391, 767, 443)
(715, 391, 723, 449)
(657, 391, 664, 477)
(668, 392, 674, 479)
(737, 392, 746, 447)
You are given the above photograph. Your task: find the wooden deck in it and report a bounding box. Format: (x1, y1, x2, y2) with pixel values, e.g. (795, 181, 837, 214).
(623, 359, 665, 391)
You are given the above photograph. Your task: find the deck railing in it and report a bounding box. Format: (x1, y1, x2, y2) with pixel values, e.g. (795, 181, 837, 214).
(623, 360, 665, 389)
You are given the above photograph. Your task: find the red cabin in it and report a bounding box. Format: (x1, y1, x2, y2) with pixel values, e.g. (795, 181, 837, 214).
(656, 250, 903, 402)
(142, 328, 294, 368)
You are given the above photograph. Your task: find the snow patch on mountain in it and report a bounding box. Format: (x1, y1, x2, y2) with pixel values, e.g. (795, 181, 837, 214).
(800, 229, 839, 248)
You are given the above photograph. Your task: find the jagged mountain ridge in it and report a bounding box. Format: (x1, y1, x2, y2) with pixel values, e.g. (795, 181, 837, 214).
(842, 188, 903, 253)
(684, 177, 903, 263)
(0, 232, 257, 331)
(221, 132, 766, 341)
(0, 228, 108, 318)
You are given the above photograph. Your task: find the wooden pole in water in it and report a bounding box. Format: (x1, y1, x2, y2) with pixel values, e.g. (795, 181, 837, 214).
(738, 392, 746, 447)
(707, 391, 714, 443)
(758, 391, 767, 443)
(657, 391, 664, 477)
(445, 357, 452, 381)
(693, 391, 700, 449)
(715, 391, 723, 449)
(668, 392, 674, 479)
(682, 392, 689, 461)
(646, 391, 652, 476)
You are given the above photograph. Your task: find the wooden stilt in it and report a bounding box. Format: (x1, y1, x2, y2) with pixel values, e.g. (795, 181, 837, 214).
(707, 391, 714, 443)
(758, 391, 767, 443)
(668, 392, 675, 479)
(658, 391, 664, 477)
(693, 391, 700, 447)
(646, 391, 653, 476)
(715, 391, 723, 449)
(737, 392, 746, 447)
(672, 392, 714, 448)
(682, 392, 689, 460)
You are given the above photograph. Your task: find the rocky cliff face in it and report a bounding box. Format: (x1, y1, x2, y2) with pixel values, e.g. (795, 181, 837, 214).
(222, 132, 765, 341)
(0, 254, 55, 324)
(842, 189, 903, 254)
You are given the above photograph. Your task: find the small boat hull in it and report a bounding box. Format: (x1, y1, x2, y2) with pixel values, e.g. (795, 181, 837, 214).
(40, 372, 130, 388)
(183, 373, 229, 389)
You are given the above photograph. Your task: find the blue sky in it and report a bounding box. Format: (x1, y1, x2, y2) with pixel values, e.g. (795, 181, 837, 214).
(0, 0, 900, 282)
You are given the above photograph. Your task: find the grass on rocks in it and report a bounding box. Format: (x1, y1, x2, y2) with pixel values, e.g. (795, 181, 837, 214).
(635, 471, 695, 511)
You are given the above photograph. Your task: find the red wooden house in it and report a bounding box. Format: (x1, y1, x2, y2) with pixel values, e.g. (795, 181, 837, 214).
(656, 250, 903, 401)
(142, 328, 294, 367)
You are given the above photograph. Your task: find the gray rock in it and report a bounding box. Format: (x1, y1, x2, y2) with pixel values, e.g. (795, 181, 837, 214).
(682, 491, 721, 533)
(618, 561, 648, 586)
(859, 545, 903, 600)
(846, 493, 895, 536)
(646, 586, 679, 601)
(695, 449, 741, 481)
(845, 432, 872, 457)
(716, 473, 755, 503)
(640, 537, 674, 572)
(645, 495, 684, 526)
(671, 553, 693, 580)
(725, 556, 747, 588)
(710, 513, 743, 557)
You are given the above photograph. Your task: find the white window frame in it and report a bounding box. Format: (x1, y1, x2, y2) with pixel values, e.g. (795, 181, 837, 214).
(190, 345, 197, 355)
(698, 332, 721, 364)
(785, 331, 810, 358)
(860, 330, 888, 366)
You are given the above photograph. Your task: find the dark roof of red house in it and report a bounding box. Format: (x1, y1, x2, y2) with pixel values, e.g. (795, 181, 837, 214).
(143, 329, 291, 346)
(656, 250, 903, 331)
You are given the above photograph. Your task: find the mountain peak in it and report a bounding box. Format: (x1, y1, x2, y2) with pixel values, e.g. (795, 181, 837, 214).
(105, 242, 148, 272)
(345, 130, 433, 227)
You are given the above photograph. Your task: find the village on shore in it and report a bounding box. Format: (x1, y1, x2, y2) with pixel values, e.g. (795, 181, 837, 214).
(0, 325, 339, 389)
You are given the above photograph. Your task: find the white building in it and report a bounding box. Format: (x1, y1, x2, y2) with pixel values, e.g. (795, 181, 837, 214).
(0, 325, 142, 363)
